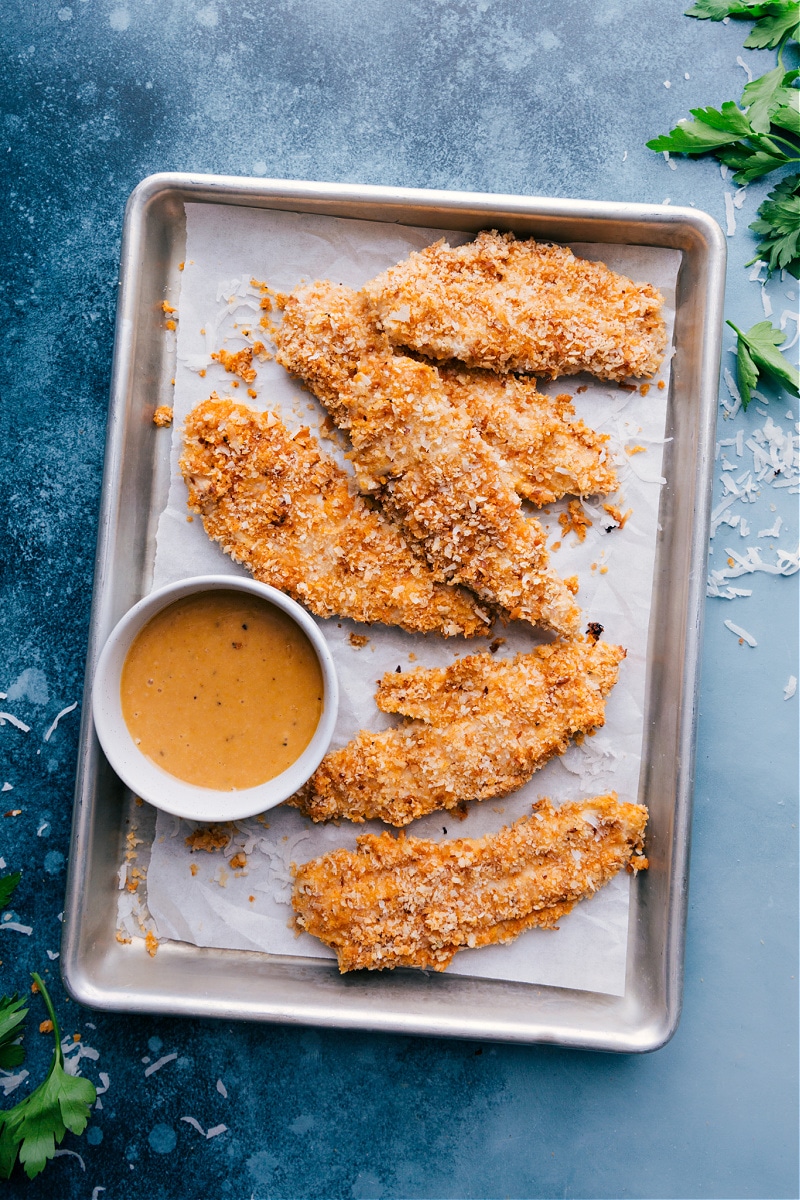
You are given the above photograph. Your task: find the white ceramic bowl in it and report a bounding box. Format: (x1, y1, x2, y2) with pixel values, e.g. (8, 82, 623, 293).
(92, 576, 339, 822)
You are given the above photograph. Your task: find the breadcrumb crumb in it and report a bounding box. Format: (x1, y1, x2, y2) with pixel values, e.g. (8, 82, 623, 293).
(559, 499, 592, 542)
(185, 824, 231, 853)
(153, 405, 173, 427)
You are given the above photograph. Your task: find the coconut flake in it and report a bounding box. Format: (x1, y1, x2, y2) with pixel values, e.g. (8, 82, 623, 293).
(724, 619, 757, 646)
(1, 783, 11, 792)
(206, 1124, 228, 1139)
(749, 260, 766, 282)
(736, 55, 753, 82)
(181, 1116, 207, 1136)
(724, 192, 736, 236)
(216, 1078, 228, 1098)
(52, 1149, 85, 1171)
(0, 922, 33, 935)
(784, 676, 797, 700)
(0, 713, 31, 733)
(722, 368, 742, 417)
(778, 309, 799, 351)
(43, 701, 77, 743)
(760, 286, 773, 318)
(144, 1052, 177, 1077)
(0, 1069, 29, 1097)
(758, 516, 783, 538)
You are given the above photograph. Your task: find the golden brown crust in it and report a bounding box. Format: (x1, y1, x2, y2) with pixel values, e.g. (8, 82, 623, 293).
(364, 231, 666, 382)
(275, 283, 580, 636)
(291, 793, 648, 972)
(289, 637, 625, 825)
(437, 367, 618, 504)
(180, 396, 488, 637)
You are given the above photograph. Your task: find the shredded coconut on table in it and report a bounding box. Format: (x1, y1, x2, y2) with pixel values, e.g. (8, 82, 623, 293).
(144, 1052, 177, 1077)
(0, 1069, 29, 1097)
(181, 1116, 227, 1139)
(0, 712, 30, 733)
(52, 1149, 85, 1170)
(43, 700, 77, 742)
(724, 619, 758, 646)
(784, 676, 797, 700)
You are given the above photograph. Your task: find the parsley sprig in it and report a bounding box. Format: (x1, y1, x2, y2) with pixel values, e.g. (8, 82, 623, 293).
(727, 318, 800, 405)
(748, 171, 800, 274)
(647, 3, 800, 407)
(686, 1, 800, 49)
(0, 864, 96, 1180)
(647, 2, 800, 275)
(0, 974, 97, 1180)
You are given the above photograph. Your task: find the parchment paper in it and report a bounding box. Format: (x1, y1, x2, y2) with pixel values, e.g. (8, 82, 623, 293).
(135, 203, 680, 996)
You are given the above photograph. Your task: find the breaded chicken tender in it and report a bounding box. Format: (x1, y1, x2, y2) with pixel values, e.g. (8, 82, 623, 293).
(289, 636, 625, 826)
(292, 793, 648, 972)
(364, 231, 666, 382)
(180, 396, 488, 636)
(271, 279, 616, 504)
(437, 365, 618, 504)
(275, 283, 580, 636)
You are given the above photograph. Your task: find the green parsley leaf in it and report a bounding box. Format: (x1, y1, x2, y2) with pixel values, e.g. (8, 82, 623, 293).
(749, 173, 800, 275)
(687, 1, 777, 18)
(0, 974, 96, 1181)
(0, 871, 21, 912)
(0, 995, 28, 1071)
(744, 6, 800, 49)
(741, 65, 799, 132)
(771, 99, 800, 134)
(687, 0, 800, 47)
(735, 336, 761, 408)
(647, 103, 754, 154)
(727, 319, 800, 408)
(717, 143, 790, 182)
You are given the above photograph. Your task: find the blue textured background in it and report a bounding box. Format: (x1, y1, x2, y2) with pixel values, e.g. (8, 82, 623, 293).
(1, 1, 797, 1197)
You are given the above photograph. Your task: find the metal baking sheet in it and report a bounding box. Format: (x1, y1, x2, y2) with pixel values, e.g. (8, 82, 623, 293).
(61, 173, 726, 1051)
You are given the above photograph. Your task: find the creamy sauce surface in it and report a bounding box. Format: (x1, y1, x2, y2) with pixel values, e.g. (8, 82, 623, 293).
(121, 591, 323, 790)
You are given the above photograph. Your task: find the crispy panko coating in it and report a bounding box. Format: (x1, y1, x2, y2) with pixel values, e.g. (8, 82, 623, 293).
(271, 278, 616, 504)
(292, 793, 648, 972)
(275, 283, 580, 636)
(437, 366, 618, 504)
(180, 396, 488, 637)
(289, 636, 625, 826)
(363, 231, 666, 382)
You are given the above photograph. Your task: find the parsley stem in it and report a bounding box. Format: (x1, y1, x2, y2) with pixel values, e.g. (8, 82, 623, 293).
(30, 974, 62, 1064)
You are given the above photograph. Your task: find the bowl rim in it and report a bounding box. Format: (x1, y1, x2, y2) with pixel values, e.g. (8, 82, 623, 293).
(91, 575, 339, 822)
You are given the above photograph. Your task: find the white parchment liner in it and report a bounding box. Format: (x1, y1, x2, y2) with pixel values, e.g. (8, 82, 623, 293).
(138, 203, 680, 996)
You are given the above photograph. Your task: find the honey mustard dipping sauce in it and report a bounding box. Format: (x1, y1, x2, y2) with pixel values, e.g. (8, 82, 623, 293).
(120, 590, 324, 790)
